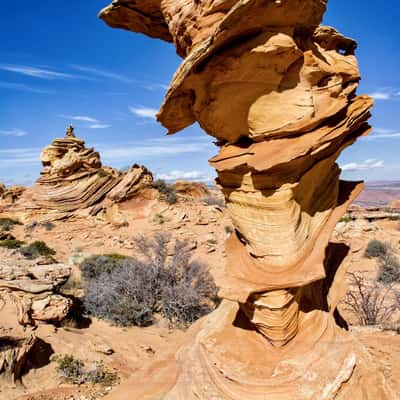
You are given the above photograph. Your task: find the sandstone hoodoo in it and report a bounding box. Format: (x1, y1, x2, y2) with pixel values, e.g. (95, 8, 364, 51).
(100, 0, 395, 399)
(21, 126, 153, 213)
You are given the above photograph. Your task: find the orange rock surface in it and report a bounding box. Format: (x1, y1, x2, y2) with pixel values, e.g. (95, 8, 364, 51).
(99, 0, 395, 398)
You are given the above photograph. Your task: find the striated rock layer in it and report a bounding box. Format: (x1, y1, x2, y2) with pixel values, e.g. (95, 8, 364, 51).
(100, 0, 394, 398)
(0, 248, 71, 385)
(19, 126, 153, 213)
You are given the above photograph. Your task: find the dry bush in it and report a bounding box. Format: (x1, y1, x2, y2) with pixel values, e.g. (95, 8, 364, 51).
(82, 233, 218, 328)
(153, 179, 177, 204)
(378, 253, 400, 284)
(344, 272, 399, 326)
(364, 239, 391, 259)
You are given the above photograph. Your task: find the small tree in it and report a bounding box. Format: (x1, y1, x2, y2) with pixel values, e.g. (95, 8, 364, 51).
(343, 272, 398, 326)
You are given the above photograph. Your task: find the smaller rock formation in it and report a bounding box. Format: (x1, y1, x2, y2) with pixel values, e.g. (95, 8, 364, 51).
(20, 126, 153, 213)
(0, 247, 71, 384)
(0, 185, 26, 205)
(173, 181, 211, 200)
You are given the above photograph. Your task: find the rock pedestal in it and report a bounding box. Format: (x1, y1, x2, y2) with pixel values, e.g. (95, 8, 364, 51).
(100, 1, 395, 398)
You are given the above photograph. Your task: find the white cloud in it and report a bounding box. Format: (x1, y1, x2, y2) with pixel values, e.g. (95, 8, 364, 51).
(0, 129, 29, 137)
(156, 170, 212, 182)
(369, 91, 391, 100)
(0, 81, 54, 94)
(59, 115, 99, 123)
(367, 127, 400, 139)
(70, 64, 133, 83)
(0, 64, 74, 80)
(129, 106, 158, 119)
(0, 147, 41, 167)
(144, 83, 169, 91)
(341, 159, 384, 172)
(89, 124, 111, 129)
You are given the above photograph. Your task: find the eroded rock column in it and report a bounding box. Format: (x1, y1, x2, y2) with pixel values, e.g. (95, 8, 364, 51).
(99, 1, 395, 398)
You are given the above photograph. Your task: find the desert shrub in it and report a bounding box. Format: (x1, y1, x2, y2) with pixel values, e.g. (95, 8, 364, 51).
(19, 240, 56, 260)
(344, 272, 399, 326)
(42, 221, 55, 231)
(364, 239, 391, 258)
(152, 213, 165, 224)
(153, 179, 177, 204)
(202, 196, 225, 207)
(0, 217, 22, 231)
(378, 253, 400, 284)
(55, 355, 116, 386)
(339, 215, 352, 223)
(80, 254, 131, 281)
(0, 239, 25, 249)
(97, 168, 109, 178)
(224, 225, 233, 234)
(82, 233, 218, 328)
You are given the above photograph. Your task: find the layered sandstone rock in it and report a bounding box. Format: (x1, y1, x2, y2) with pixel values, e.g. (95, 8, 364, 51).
(0, 247, 71, 384)
(0, 185, 26, 205)
(173, 180, 211, 200)
(21, 126, 153, 213)
(100, 1, 394, 398)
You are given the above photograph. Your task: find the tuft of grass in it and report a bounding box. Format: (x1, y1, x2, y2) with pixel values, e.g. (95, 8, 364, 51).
(153, 213, 165, 224)
(0, 217, 22, 231)
(19, 240, 56, 260)
(54, 354, 116, 386)
(0, 239, 25, 249)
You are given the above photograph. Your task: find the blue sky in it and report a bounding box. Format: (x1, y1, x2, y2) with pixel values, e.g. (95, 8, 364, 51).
(1, 0, 399, 185)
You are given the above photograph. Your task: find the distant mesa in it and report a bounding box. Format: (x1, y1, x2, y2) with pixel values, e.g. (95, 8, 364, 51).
(6, 126, 154, 214)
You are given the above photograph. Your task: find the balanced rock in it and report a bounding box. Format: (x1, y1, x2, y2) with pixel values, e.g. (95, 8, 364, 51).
(22, 126, 153, 212)
(100, 1, 394, 399)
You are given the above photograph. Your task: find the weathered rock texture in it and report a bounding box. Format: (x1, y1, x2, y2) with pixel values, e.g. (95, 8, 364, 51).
(19, 127, 153, 213)
(0, 185, 26, 205)
(100, 1, 395, 398)
(0, 248, 71, 384)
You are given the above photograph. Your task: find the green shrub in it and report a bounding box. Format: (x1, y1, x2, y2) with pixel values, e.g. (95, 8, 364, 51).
(19, 240, 56, 260)
(364, 239, 391, 258)
(0, 217, 22, 231)
(153, 179, 177, 205)
(82, 234, 218, 328)
(0, 239, 25, 249)
(80, 254, 131, 281)
(55, 355, 116, 386)
(339, 215, 352, 223)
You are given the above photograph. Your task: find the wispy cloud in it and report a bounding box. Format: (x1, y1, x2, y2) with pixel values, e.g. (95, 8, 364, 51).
(0, 147, 41, 167)
(0, 64, 74, 80)
(0, 129, 29, 137)
(89, 124, 111, 129)
(341, 159, 384, 172)
(143, 83, 169, 91)
(129, 106, 158, 119)
(98, 136, 214, 163)
(0, 81, 54, 94)
(59, 114, 99, 123)
(70, 64, 133, 83)
(156, 170, 212, 182)
(58, 115, 111, 129)
(367, 127, 400, 139)
(369, 91, 392, 100)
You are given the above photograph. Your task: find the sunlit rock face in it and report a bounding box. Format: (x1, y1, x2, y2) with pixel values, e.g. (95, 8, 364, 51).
(19, 126, 153, 213)
(100, 1, 395, 399)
